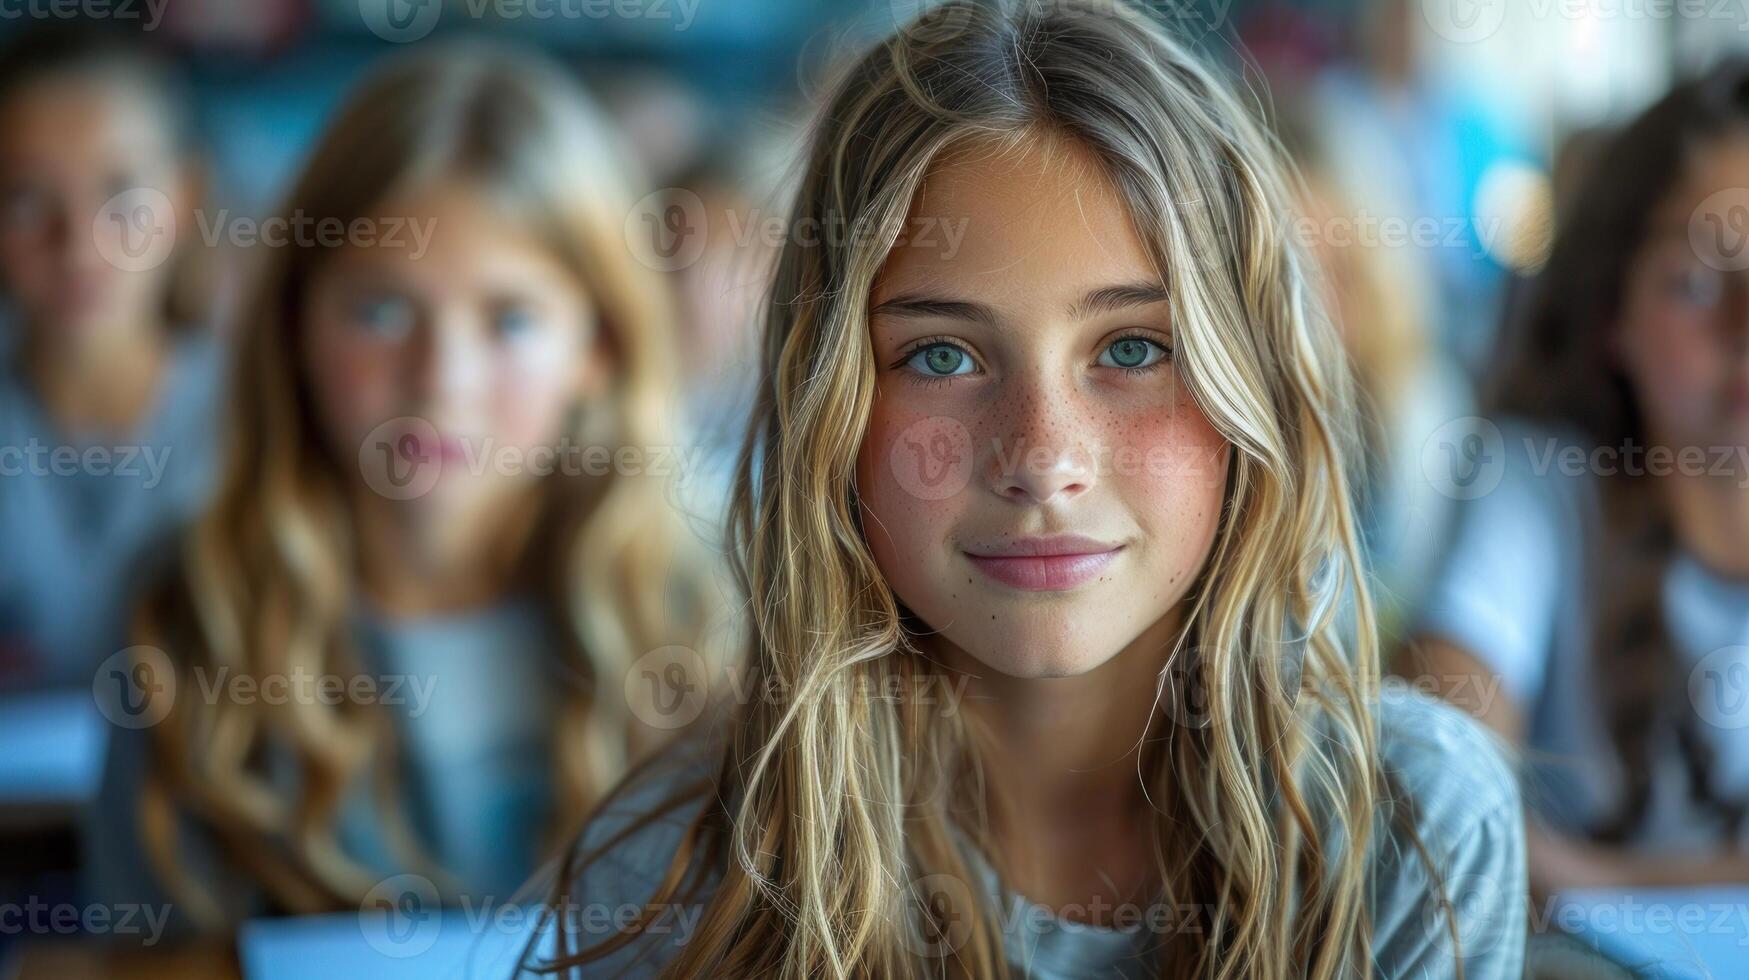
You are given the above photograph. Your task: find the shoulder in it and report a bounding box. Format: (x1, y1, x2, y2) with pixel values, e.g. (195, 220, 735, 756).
(1367, 683, 1527, 979)
(1375, 681, 1519, 839)
(529, 738, 723, 977)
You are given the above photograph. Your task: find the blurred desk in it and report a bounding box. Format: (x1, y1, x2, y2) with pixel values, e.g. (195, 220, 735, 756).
(1553, 886, 1749, 979)
(0, 689, 105, 876)
(242, 907, 537, 979)
(5, 941, 237, 980)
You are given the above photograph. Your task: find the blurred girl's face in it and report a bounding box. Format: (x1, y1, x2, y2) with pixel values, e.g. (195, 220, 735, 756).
(854, 135, 1230, 679)
(301, 179, 604, 529)
(1618, 134, 1749, 451)
(0, 76, 188, 338)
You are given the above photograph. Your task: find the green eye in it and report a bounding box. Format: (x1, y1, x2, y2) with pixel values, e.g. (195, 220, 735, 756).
(1099, 337, 1168, 370)
(906, 343, 974, 377)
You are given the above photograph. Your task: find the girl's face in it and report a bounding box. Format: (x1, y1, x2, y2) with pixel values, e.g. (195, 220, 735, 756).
(0, 77, 189, 337)
(855, 136, 1230, 679)
(1618, 134, 1749, 451)
(301, 179, 605, 530)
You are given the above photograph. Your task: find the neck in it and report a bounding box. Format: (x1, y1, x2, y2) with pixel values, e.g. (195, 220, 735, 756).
(24, 319, 168, 433)
(349, 489, 542, 617)
(931, 605, 1184, 912)
(1664, 468, 1749, 580)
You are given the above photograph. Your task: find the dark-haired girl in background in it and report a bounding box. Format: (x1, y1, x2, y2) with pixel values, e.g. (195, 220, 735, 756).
(1415, 59, 1749, 893)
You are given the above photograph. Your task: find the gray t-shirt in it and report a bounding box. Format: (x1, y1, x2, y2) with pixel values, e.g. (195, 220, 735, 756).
(1418, 418, 1749, 849)
(0, 333, 223, 689)
(83, 598, 562, 934)
(537, 684, 1526, 978)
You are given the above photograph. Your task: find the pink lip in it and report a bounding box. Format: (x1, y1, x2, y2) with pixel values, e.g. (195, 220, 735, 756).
(962, 535, 1124, 591)
(404, 434, 467, 464)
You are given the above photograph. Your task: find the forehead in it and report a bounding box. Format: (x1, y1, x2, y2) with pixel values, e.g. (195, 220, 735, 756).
(0, 77, 172, 166)
(872, 132, 1161, 311)
(1653, 131, 1749, 226)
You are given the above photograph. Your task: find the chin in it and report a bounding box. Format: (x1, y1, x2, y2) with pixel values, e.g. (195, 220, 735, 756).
(946, 620, 1122, 679)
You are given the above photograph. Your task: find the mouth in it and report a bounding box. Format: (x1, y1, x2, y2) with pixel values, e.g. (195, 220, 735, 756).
(961, 535, 1125, 592)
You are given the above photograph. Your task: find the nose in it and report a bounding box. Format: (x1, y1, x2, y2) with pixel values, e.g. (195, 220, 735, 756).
(412, 311, 488, 415)
(985, 380, 1097, 505)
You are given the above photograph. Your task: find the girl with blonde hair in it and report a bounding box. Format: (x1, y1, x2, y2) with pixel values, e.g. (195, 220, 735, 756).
(87, 43, 725, 930)
(533, 2, 1524, 977)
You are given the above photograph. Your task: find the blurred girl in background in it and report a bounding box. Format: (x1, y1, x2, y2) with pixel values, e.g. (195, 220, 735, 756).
(1415, 59, 1749, 893)
(533, 2, 1523, 978)
(88, 44, 726, 930)
(0, 27, 219, 689)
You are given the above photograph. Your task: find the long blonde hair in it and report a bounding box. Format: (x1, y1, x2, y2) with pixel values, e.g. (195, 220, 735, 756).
(130, 45, 720, 924)
(549, 2, 1439, 977)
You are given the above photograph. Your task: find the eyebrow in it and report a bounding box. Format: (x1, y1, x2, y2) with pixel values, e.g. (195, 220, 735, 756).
(869, 281, 1171, 325)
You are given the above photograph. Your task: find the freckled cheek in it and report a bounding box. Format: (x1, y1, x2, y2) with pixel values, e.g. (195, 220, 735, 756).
(1110, 396, 1229, 547)
(856, 401, 964, 560)
(302, 332, 402, 447)
(490, 362, 577, 450)
(1627, 321, 1728, 432)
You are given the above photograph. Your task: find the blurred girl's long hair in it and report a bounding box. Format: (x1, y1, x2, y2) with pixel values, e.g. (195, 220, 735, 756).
(538, 3, 1451, 978)
(129, 45, 724, 923)
(1490, 58, 1749, 844)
